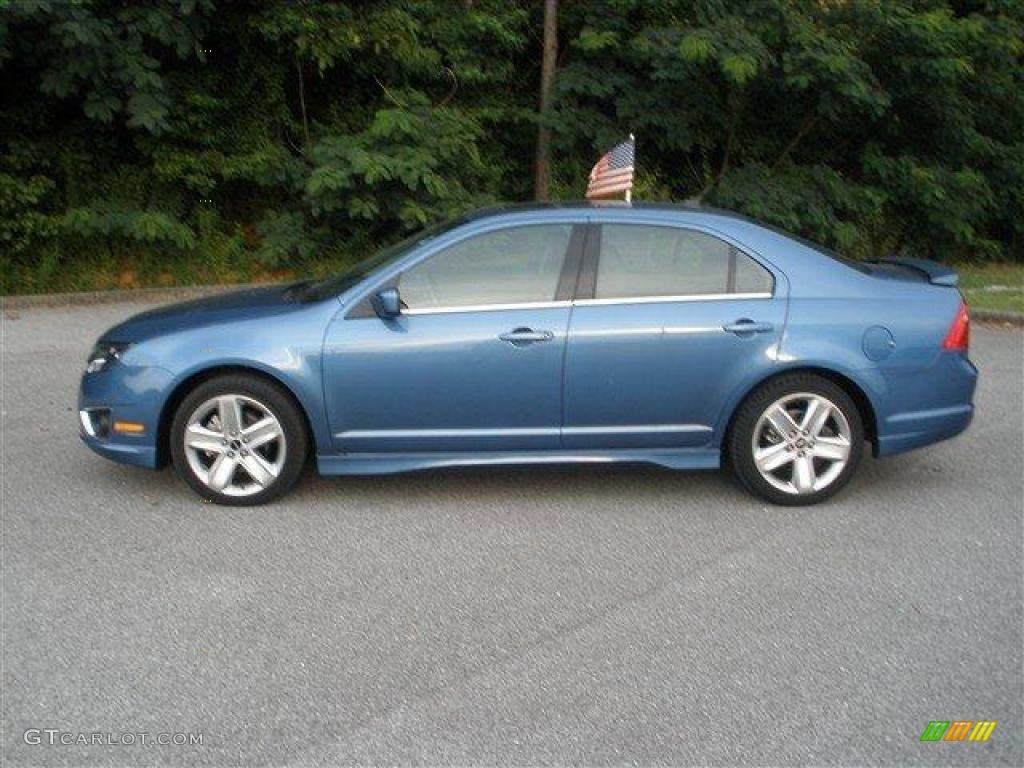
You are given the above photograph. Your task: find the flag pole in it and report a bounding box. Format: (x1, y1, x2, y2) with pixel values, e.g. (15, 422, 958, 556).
(625, 133, 635, 203)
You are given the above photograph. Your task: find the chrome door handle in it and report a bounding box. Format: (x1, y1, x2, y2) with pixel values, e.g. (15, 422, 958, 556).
(723, 319, 774, 335)
(499, 327, 555, 345)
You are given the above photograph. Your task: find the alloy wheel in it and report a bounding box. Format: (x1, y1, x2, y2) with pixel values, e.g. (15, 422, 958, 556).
(751, 392, 852, 496)
(183, 394, 287, 498)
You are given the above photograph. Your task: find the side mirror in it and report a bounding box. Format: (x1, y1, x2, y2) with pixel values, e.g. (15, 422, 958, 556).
(371, 287, 402, 319)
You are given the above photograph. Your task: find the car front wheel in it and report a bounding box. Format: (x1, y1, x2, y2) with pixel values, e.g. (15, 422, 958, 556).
(729, 373, 864, 505)
(170, 374, 307, 505)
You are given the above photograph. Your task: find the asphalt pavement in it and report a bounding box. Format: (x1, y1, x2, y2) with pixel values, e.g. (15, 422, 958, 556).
(2, 301, 1022, 766)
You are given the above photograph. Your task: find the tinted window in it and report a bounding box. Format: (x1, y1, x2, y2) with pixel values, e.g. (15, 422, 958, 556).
(595, 224, 773, 299)
(400, 224, 572, 310)
(734, 248, 774, 293)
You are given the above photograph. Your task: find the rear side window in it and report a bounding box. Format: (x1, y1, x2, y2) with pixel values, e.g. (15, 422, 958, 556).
(595, 224, 773, 299)
(400, 224, 572, 310)
(734, 247, 774, 293)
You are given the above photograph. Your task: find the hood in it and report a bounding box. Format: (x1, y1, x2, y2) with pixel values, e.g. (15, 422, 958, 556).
(101, 282, 316, 342)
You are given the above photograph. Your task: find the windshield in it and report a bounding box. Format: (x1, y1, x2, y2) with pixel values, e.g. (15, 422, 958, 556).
(299, 216, 469, 302)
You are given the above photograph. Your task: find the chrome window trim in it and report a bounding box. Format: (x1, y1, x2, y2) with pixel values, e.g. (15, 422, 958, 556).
(574, 292, 772, 307)
(400, 292, 772, 316)
(403, 300, 571, 316)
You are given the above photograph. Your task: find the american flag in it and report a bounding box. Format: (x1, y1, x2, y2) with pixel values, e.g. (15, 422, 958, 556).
(586, 135, 635, 201)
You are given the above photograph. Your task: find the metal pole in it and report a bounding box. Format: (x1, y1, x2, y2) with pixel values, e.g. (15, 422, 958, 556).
(626, 133, 635, 203)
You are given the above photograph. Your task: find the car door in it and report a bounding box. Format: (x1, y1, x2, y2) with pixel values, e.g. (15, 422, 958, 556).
(562, 221, 786, 450)
(322, 222, 584, 453)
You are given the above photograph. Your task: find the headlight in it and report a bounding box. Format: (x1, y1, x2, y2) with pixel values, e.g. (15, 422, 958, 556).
(86, 341, 131, 373)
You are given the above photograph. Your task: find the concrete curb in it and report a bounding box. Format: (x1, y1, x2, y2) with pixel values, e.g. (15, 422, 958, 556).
(3, 283, 1022, 326)
(1, 282, 283, 310)
(972, 308, 1024, 326)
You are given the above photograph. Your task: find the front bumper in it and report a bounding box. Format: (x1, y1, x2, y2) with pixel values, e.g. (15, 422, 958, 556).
(78, 364, 175, 470)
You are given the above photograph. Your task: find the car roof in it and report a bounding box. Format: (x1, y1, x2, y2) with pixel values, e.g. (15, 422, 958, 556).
(465, 200, 792, 253)
(464, 201, 793, 243)
(465, 200, 749, 222)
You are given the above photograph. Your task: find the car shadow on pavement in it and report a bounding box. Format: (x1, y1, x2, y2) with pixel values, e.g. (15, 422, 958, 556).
(67, 439, 966, 516)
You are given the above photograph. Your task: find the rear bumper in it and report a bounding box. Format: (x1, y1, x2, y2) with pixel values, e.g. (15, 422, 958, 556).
(877, 403, 974, 456)
(876, 353, 977, 457)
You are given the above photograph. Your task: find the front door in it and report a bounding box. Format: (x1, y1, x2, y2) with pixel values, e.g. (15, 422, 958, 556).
(323, 222, 581, 453)
(562, 222, 786, 450)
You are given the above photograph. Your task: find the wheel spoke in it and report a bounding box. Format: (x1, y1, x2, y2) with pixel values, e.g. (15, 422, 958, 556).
(241, 453, 276, 487)
(218, 396, 243, 435)
(185, 424, 224, 454)
(185, 392, 288, 498)
(243, 417, 282, 449)
(755, 442, 794, 473)
(754, 391, 854, 497)
(765, 405, 800, 438)
(803, 398, 833, 437)
(207, 454, 238, 492)
(792, 455, 816, 494)
(812, 436, 850, 462)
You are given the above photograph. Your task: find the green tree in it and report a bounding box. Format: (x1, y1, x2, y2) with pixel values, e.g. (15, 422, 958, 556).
(1, 0, 1020, 294)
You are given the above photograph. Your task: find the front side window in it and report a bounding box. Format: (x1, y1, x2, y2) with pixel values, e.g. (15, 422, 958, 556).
(399, 224, 572, 310)
(595, 224, 773, 299)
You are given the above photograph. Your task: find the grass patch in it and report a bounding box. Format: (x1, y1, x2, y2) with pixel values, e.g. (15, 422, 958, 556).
(3, 247, 360, 296)
(955, 262, 1024, 315)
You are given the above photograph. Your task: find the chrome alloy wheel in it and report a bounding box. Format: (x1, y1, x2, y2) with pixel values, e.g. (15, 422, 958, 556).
(751, 392, 852, 496)
(183, 394, 287, 498)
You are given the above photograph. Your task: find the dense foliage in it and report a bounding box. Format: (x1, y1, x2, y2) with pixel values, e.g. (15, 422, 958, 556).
(1, 0, 1021, 293)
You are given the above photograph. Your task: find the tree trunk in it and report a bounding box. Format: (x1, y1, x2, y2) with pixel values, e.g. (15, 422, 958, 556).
(296, 55, 310, 146)
(533, 0, 558, 201)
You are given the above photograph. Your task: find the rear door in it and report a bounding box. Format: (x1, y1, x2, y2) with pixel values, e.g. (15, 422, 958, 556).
(562, 221, 786, 450)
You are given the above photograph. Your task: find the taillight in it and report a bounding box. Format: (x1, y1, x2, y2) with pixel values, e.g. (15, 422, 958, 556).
(942, 300, 970, 352)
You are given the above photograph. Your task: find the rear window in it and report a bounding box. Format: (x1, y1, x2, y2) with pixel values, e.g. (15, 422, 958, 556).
(785, 232, 871, 274)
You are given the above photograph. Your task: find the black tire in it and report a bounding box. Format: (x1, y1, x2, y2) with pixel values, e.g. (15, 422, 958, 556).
(170, 374, 308, 506)
(728, 373, 864, 506)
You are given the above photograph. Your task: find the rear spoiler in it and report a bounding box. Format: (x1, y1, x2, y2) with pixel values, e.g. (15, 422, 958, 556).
(871, 257, 958, 286)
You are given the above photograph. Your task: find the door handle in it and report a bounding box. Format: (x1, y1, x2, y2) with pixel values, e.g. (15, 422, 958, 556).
(723, 319, 774, 335)
(499, 327, 555, 346)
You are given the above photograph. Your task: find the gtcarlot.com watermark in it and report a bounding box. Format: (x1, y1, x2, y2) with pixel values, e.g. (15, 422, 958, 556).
(24, 729, 203, 747)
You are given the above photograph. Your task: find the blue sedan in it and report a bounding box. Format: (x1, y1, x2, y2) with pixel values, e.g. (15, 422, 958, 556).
(78, 203, 977, 505)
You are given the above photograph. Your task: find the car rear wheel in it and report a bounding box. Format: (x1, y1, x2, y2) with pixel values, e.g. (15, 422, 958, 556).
(729, 373, 864, 506)
(170, 374, 307, 505)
